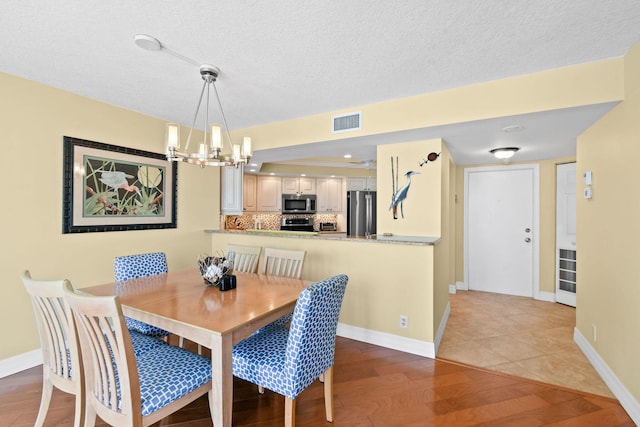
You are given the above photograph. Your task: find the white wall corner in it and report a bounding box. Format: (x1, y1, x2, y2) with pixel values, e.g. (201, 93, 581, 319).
(337, 323, 435, 358)
(0, 349, 41, 379)
(573, 327, 640, 424)
(535, 291, 556, 303)
(448, 284, 457, 294)
(456, 281, 468, 291)
(433, 301, 451, 355)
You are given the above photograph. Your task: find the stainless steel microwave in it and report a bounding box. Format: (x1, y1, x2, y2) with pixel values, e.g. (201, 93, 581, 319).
(282, 194, 316, 214)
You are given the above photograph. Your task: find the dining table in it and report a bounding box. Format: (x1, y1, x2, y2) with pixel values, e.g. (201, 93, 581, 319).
(81, 268, 310, 427)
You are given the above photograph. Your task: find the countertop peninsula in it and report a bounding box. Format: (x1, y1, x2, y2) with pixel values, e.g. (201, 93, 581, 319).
(205, 228, 440, 246)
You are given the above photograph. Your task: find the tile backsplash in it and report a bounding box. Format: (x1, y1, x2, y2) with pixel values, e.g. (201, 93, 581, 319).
(224, 213, 338, 231)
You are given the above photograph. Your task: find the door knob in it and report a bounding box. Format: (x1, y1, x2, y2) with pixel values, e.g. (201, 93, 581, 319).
(525, 228, 531, 233)
(525, 237, 531, 243)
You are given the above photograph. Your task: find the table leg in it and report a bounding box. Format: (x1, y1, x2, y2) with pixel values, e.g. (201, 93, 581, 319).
(210, 333, 233, 427)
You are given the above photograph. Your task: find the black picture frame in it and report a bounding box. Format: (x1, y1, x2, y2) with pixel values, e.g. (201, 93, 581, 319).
(62, 136, 177, 233)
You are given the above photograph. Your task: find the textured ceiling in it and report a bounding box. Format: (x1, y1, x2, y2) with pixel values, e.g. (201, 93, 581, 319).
(2, 1, 640, 167)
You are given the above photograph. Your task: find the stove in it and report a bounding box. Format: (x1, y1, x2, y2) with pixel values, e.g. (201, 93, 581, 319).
(280, 217, 314, 232)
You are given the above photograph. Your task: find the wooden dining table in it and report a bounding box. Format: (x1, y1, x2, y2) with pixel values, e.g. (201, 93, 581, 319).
(81, 268, 310, 427)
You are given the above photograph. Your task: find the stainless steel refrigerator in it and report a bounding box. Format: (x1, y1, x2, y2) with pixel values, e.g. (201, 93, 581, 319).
(346, 191, 376, 236)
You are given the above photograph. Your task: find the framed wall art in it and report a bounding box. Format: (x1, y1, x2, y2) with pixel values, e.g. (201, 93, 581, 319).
(62, 136, 177, 233)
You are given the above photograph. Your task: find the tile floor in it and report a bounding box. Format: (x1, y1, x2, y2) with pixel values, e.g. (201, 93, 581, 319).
(437, 290, 614, 398)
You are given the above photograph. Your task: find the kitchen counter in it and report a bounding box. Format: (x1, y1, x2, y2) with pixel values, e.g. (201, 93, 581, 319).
(205, 229, 440, 246)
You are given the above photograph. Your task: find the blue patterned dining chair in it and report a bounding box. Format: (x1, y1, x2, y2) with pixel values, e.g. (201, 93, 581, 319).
(232, 274, 348, 427)
(113, 252, 172, 340)
(63, 282, 213, 426)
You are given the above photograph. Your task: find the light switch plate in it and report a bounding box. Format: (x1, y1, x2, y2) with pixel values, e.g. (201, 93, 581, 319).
(584, 171, 593, 185)
(584, 187, 592, 199)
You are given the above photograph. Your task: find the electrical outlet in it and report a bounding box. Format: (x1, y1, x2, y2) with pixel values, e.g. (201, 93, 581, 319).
(399, 315, 408, 329)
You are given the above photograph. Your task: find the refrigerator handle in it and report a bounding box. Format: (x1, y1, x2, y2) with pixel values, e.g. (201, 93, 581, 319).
(365, 194, 372, 235)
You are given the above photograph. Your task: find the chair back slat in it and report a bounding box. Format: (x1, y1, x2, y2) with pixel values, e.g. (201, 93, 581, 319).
(227, 244, 262, 273)
(64, 284, 141, 425)
(262, 248, 306, 279)
(21, 271, 85, 426)
(22, 272, 80, 386)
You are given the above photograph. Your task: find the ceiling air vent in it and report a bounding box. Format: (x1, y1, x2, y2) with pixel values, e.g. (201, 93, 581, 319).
(332, 112, 361, 133)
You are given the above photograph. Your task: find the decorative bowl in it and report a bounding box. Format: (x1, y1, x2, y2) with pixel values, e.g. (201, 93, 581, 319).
(198, 254, 233, 286)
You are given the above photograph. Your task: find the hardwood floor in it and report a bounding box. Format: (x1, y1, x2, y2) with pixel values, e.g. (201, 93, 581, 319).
(1, 337, 633, 426)
(438, 290, 613, 398)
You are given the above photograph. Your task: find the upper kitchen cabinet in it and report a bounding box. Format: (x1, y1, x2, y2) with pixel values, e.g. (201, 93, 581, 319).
(243, 174, 257, 212)
(282, 176, 316, 195)
(317, 178, 343, 212)
(347, 176, 376, 191)
(221, 165, 243, 215)
(257, 175, 282, 212)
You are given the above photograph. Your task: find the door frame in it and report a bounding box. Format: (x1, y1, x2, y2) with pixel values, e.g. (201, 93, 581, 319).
(463, 164, 541, 299)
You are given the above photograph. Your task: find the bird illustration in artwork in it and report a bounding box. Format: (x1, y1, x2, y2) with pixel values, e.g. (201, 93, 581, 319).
(389, 171, 420, 219)
(99, 171, 140, 194)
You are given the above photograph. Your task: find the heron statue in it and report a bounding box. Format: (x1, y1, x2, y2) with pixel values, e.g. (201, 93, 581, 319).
(389, 171, 420, 219)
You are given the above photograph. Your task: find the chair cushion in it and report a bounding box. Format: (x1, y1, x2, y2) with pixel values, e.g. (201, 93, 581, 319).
(125, 317, 171, 339)
(136, 344, 212, 416)
(233, 326, 290, 392)
(129, 331, 166, 357)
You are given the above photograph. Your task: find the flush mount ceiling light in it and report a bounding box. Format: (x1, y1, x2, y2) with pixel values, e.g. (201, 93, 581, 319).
(134, 34, 251, 168)
(490, 147, 520, 160)
(501, 124, 524, 133)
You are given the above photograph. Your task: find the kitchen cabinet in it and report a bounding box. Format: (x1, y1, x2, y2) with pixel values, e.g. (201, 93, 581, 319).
(282, 176, 316, 195)
(243, 174, 257, 212)
(221, 165, 243, 215)
(257, 176, 282, 212)
(347, 176, 376, 191)
(317, 178, 342, 212)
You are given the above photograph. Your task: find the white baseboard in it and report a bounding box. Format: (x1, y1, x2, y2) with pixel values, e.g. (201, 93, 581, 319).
(433, 302, 450, 355)
(456, 281, 468, 291)
(574, 327, 640, 424)
(337, 323, 435, 358)
(535, 291, 556, 303)
(448, 284, 457, 294)
(0, 349, 41, 379)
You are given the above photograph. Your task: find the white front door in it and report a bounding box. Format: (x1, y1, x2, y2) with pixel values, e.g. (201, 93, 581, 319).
(556, 162, 577, 307)
(465, 165, 540, 297)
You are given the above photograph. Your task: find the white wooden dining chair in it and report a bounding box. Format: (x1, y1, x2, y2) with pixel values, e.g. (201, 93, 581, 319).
(261, 247, 306, 279)
(21, 271, 84, 427)
(63, 282, 213, 427)
(227, 243, 262, 273)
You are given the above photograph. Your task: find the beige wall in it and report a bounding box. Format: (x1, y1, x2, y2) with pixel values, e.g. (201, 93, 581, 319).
(377, 139, 443, 237)
(239, 58, 624, 152)
(454, 156, 575, 294)
(210, 232, 437, 342)
(0, 73, 221, 359)
(576, 41, 640, 400)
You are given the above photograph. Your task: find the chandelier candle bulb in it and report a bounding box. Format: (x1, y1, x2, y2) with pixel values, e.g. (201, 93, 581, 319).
(166, 123, 180, 149)
(210, 124, 222, 149)
(243, 137, 252, 156)
(199, 143, 207, 157)
(233, 144, 241, 161)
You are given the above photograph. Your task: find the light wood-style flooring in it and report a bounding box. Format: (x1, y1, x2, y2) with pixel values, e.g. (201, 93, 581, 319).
(1, 335, 633, 426)
(438, 290, 614, 398)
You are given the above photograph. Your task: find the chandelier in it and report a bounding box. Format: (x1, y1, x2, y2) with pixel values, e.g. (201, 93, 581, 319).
(134, 34, 252, 168)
